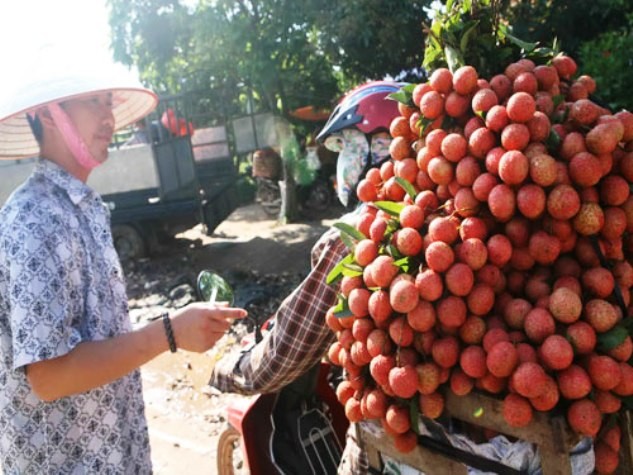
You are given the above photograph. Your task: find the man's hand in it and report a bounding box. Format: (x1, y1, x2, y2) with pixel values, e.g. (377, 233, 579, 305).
(26, 302, 247, 401)
(169, 302, 247, 353)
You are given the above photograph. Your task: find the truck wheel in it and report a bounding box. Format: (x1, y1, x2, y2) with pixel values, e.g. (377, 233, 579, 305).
(112, 224, 146, 260)
(217, 426, 242, 475)
(256, 178, 281, 217)
(304, 179, 332, 211)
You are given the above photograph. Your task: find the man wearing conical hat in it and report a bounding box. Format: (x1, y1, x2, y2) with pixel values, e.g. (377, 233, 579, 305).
(0, 63, 246, 473)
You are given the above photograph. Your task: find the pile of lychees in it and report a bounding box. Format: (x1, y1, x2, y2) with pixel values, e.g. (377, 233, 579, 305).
(325, 54, 633, 474)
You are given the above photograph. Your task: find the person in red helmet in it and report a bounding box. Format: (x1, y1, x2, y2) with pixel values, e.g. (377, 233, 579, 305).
(318, 80, 406, 208)
(210, 80, 406, 473)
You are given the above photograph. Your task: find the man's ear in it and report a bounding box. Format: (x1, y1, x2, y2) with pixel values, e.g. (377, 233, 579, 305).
(35, 107, 55, 130)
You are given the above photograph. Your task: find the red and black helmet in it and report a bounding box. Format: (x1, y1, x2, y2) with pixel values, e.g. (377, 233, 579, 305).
(316, 80, 406, 142)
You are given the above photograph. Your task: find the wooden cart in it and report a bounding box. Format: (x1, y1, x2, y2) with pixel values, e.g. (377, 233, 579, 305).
(358, 389, 633, 475)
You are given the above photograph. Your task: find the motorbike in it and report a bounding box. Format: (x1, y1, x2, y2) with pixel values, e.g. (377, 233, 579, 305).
(252, 147, 335, 218)
(196, 270, 349, 475)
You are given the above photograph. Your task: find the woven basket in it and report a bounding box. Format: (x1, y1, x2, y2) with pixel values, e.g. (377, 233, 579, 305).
(252, 149, 282, 179)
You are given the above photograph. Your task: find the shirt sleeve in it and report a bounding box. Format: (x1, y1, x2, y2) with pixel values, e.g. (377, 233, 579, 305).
(210, 228, 349, 394)
(9, 219, 84, 370)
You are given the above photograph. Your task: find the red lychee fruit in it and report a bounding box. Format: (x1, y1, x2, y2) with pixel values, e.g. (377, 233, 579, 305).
(511, 362, 548, 398)
(593, 389, 622, 414)
(538, 334, 574, 371)
(445, 263, 474, 297)
(548, 287, 582, 324)
(431, 336, 460, 369)
(506, 92, 536, 123)
(567, 399, 602, 437)
(364, 388, 388, 419)
(565, 322, 597, 355)
(385, 404, 411, 434)
(594, 441, 620, 474)
(608, 335, 633, 362)
(584, 299, 619, 333)
(503, 393, 533, 427)
(529, 376, 559, 412)
(345, 397, 363, 422)
(587, 354, 622, 391)
(389, 365, 419, 399)
(393, 431, 418, 454)
(370, 354, 395, 386)
(415, 268, 444, 302)
(368, 289, 392, 324)
(450, 368, 474, 396)
(547, 185, 581, 221)
(390, 280, 420, 314)
(416, 361, 441, 395)
(459, 345, 488, 379)
(419, 392, 445, 419)
(486, 341, 519, 378)
(348, 287, 371, 317)
(425, 241, 455, 273)
(436, 295, 467, 328)
(557, 364, 592, 400)
(482, 328, 511, 353)
(371, 255, 400, 288)
(523, 308, 556, 343)
(613, 362, 633, 396)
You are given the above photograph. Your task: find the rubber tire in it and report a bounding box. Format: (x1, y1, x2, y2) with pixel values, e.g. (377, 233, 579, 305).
(216, 426, 241, 475)
(256, 179, 281, 217)
(304, 179, 331, 211)
(111, 224, 146, 260)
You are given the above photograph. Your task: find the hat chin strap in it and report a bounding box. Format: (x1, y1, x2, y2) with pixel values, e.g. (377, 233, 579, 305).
(48, 103, 101, 170)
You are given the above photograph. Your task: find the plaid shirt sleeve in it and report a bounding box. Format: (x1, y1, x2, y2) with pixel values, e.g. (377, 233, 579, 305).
(209, 226, 349, 394)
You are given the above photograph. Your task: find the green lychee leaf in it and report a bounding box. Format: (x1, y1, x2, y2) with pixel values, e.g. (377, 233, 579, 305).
(419, 116, 436, 136)
(409, 398, 421, 435)
(375, 200, 405, 217)
(444, 45, 465, 72)
(326, 253, 354, 285)
(386, 243, 403, 260)
(333, 222, 366, 241)
(340, 232, 359, 252)
(460, 21, 479, 54)
(545, 129, 561, 152)
(388, 84, 415, 107)
(597, 325, 629, 351)
(395, 177, 417, 201)
(505, 33, 538, 54)
(332, 296, 354, 319)
(394, 257, 414, 273)
(342, 262, 364, 276)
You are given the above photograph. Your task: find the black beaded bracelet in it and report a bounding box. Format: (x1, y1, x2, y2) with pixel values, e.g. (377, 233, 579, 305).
(161, 313, 177, 353)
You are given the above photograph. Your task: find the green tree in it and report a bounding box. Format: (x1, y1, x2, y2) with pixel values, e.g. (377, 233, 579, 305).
(108, 0, 430, 122)
(504, 0, 633, 58)
(314, 0, 429, 88)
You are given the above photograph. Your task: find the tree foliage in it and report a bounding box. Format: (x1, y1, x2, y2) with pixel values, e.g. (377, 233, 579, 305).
(503, 0, 633, 59)
(313, 0, 430, 88)
(108, 0, 430, 124)
(108, 0, 633, 126)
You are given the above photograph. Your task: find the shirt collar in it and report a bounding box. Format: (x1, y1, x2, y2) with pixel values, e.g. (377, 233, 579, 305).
(34, 158, 96, 206)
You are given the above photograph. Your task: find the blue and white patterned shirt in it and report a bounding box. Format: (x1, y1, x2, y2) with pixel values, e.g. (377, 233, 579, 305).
(0, 159, 151, 474)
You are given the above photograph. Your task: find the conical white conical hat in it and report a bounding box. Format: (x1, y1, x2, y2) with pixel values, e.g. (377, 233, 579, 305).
(0, 62, 158, 160)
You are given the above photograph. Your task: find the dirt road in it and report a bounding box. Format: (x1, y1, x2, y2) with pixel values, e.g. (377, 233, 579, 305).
(130, 203, 342, 474)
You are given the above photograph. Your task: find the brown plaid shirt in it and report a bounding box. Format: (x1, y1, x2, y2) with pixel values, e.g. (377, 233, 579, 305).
(209, 221, 373, 474)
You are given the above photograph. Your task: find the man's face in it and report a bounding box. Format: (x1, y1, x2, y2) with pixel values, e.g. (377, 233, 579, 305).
(60, 92, 115, 163)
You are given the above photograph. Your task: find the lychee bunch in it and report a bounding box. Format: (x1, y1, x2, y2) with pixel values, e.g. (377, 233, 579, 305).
(326, 53, 633, 472)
